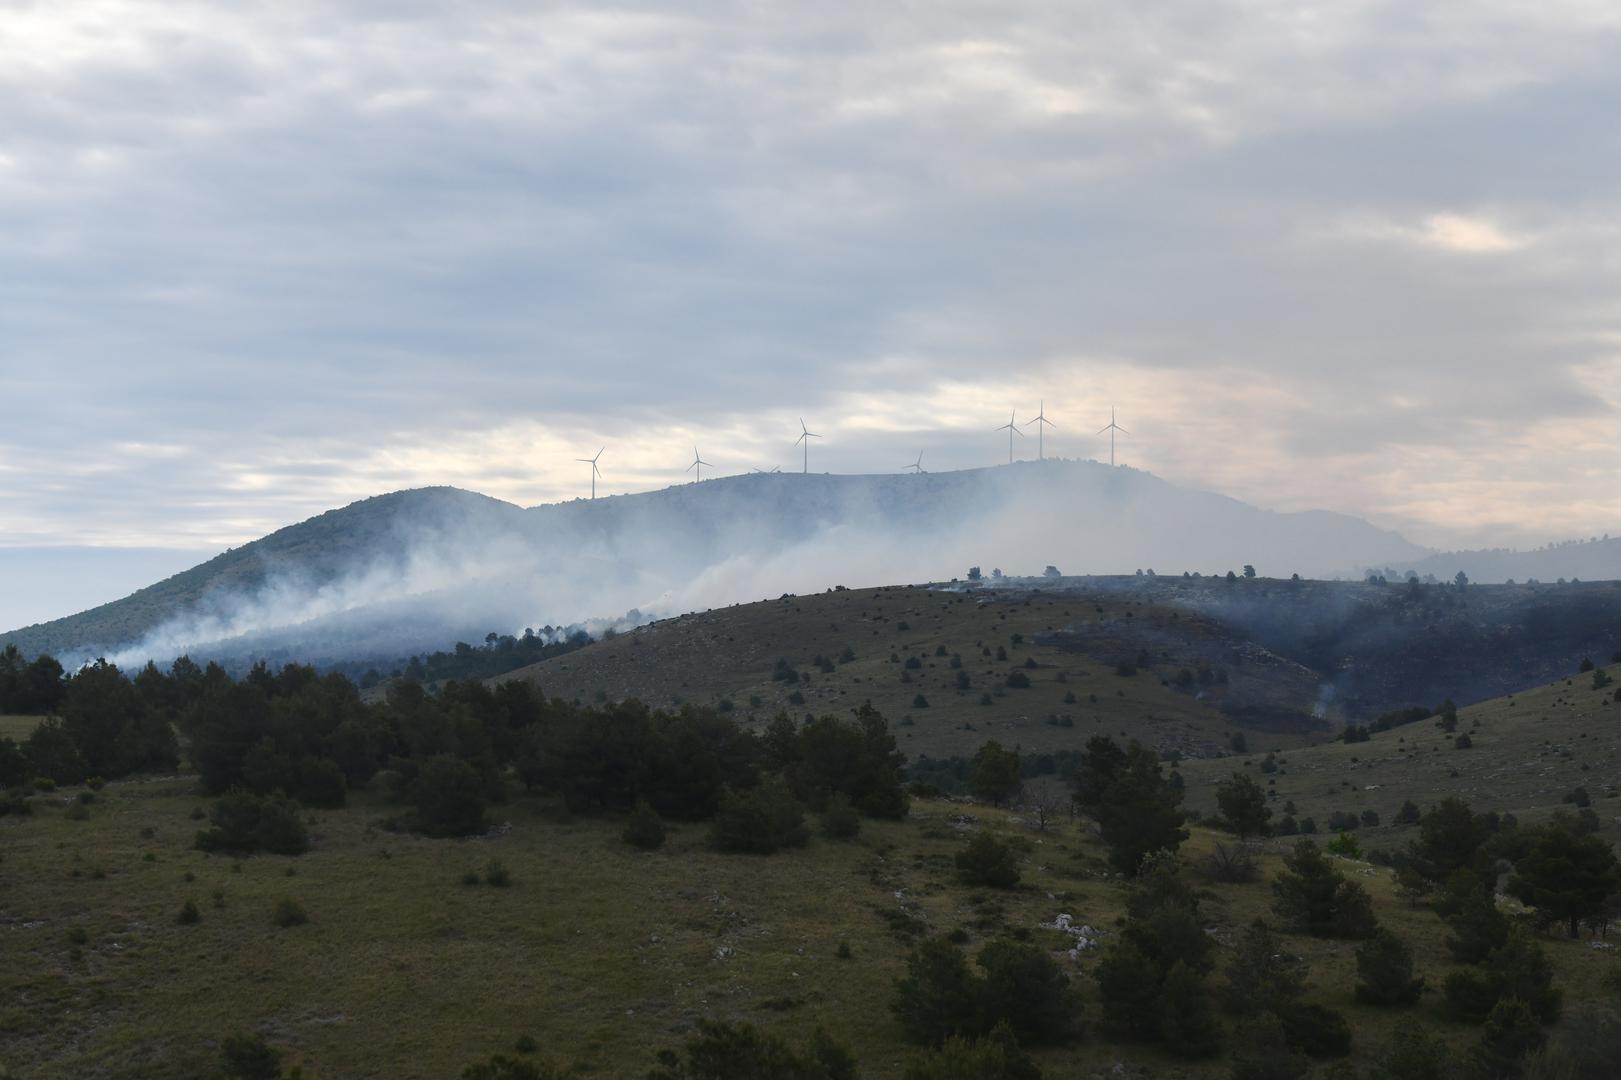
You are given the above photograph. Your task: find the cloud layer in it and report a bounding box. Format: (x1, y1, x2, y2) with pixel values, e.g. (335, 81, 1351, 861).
(3, 1, 1620, 620)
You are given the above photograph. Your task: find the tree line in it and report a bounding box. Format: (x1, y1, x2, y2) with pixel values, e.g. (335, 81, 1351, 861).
(0, 648, 910, 852)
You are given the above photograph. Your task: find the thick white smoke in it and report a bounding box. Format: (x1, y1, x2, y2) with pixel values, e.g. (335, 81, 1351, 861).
(70, 460, 1427, 669)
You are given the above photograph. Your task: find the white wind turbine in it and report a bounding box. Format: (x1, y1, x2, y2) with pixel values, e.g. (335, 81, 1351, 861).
(994, 410, 1024, 464)
(794, 418, 821, 474)
(1098, 407, 1129, 467)
(576, 446, 604, 499)
(904, 450, 925, 474)
(1025, 400, 1054, 460)
(688, 445, 712, 482)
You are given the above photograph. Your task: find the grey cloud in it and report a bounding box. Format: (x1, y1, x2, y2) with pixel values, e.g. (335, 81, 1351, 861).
(1, 1, 1619, 575)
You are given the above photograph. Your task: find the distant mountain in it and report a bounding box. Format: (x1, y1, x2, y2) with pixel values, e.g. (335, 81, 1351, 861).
(1379, 535, 1621, 585)
(1, 460, 1429, 667)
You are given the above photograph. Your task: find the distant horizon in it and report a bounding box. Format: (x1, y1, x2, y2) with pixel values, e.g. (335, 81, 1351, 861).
(5, 457, 1618, 638)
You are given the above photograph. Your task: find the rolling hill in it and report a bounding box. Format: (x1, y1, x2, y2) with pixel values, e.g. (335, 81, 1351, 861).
(2, 460, 1429, 668)
(1177, 656, 1621, 846)
(495, 575, 1621, 761)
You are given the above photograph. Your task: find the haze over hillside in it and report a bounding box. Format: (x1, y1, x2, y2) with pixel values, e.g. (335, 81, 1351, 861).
(3, 460, 1434, 668)
(1383, 535, 1621, 585)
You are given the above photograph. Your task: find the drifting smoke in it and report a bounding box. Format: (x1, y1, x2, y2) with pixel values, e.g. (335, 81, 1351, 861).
(15, 460, 1435, 670)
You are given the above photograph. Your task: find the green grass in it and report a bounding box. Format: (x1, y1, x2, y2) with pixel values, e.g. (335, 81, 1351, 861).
(1178, 660, 1621, 848)
(496, 585, 1323, 762)
(5, 772, 1619, 1077)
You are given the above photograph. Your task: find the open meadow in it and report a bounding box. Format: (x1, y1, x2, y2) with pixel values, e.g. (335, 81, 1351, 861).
(4, 765, 1619, 1078)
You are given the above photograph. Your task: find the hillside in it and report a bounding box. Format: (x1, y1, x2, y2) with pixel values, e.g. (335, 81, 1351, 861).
(6, 778, 1618, 1078)
(1389, 535, 1621, 585)
(0, 487, 529, 661)
(497, 576, 1621, 761)
(1177, 657, 1621, 845)
(495, 584, 1328, 761)
(1, 461, 1429, 668)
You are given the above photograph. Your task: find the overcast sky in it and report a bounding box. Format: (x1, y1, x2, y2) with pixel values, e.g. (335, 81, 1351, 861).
(3, 1, 1620, 626)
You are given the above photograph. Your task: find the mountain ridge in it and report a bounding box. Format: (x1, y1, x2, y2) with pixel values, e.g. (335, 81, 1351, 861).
(3, 461, 1430, 665)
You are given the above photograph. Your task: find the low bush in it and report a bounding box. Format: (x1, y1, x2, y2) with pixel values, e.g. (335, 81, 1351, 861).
(820, 794, 862, 839)
(622, 800, 667, 850)
(646, 1019, 856, 1080)
(955, 834, 1020, 889)
(220, 1032, 283, 1080)
(901, 1021, 1041, 1080)
(272, 898, 308, 928)
(709, 779, 809, 855)
(195, 792, 309, 856)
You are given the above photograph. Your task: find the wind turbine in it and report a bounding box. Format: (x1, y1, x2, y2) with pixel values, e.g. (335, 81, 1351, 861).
(687, 445, 712, 482)
(794, 418, 821, 474)
(1098, 407, 1129, 467)
(749, 465, 782, 474)
(904, 450, 924, 474)
(1024, 400, 1054, 460)
(576, 447, 604, 499)
(994, 410, 1024, 465)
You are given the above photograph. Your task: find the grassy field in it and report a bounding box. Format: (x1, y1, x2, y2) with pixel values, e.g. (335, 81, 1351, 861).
(495, 585, 1325, 762)
(1178, 660, 1621, 847)
(0, 715, 44, 741)
(4, 768, 1619, 1078)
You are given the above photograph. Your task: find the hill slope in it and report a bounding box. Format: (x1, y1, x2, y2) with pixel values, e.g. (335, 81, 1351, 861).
(496, 583, 1328, 761)
(1177, 656, 1621, 846)
(3, 461, 1428, 667)
(1387, 534, 1621, 584)
(498, 576, 1621, 759)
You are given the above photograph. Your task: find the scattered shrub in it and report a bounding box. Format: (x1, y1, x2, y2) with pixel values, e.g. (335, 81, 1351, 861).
(1355, 929, 1425, 1006)
(709, 779, 809, 855)
(647, 1018, 855, 1080)
(195, 792, 309, 856)
(1280, 1003, 1352, 1059)
(271, 898, 308, 928)
(900, 1021, 1041, 1080)
(177, 899, 201, 925)
(220, 1032, 283, 1080)
(955, 834, 1020, 889)
(622, 800, 667, 850)
(1271, 840, 1377, 938)
(1326, 832, 1362, 859)
(820, 794, 862, 839)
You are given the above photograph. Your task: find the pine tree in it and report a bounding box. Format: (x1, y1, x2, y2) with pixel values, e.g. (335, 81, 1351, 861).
(1355, 929, 1425, 1006)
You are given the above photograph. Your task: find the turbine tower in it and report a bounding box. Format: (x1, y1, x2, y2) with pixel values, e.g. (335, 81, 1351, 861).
(688, 445, 712, 483)
(904, 451, 924, 474)
(1098, 407, 1129, 467)
(576, 447, 604, 499)
(994, 410, 1024, 464)
(794, 418, 821, 474)
(1024, 400, 1054, 460)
